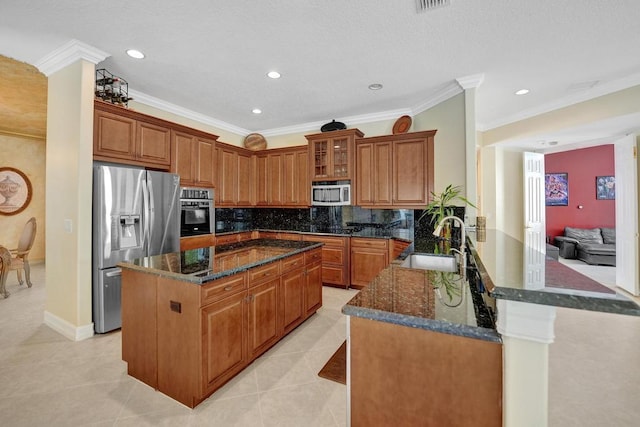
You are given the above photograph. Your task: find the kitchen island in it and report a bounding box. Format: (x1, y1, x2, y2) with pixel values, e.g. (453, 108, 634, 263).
(119, 238, 323, 408)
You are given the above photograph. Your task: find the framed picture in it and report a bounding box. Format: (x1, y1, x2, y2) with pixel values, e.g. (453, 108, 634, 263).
(596, 176, 615, 200)
(545, 173, 568, 206)
(0, 167, 33, 215)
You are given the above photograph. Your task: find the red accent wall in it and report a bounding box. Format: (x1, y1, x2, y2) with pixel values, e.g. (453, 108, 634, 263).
(545, 145, 615, 241)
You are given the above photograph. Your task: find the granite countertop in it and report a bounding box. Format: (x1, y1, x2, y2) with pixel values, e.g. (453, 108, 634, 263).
(119, 238, 322, 285)
(467, 229, 640, 316)
(342, 260, 501, 343)
(342, 227, 640, 343)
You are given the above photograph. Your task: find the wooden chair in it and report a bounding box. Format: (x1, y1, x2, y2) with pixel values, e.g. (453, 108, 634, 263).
(8, 217, 37, 288)
(0, 245, 10, 298)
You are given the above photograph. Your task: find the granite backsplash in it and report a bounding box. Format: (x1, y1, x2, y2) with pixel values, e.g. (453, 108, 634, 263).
(214, 206, 466, 247)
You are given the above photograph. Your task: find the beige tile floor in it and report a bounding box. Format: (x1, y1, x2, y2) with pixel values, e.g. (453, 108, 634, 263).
(0, 262, 639, 426)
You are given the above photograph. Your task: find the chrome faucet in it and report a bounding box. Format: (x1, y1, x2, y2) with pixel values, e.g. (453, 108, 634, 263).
(433, 216, 466, 280)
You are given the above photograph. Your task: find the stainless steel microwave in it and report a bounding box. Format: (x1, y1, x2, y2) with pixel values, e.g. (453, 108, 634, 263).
(311, 184, 351, 206)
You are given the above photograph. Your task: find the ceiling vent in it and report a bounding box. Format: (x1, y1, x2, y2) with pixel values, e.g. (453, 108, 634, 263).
(416, 0, 450, 13)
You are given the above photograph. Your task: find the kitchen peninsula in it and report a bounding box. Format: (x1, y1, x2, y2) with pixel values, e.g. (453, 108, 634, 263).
(344, 228, 640, 426)
(119, 238, 323, 408)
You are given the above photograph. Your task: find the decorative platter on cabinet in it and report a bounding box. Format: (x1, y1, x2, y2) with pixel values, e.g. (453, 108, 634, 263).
(392, 115, 412, 134)
(244, 133, 267, 150)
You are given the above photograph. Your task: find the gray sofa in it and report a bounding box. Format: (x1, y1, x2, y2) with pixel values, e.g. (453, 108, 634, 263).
(554, 227, 616, 266)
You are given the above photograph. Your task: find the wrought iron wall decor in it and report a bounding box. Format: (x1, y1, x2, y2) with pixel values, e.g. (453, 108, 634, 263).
(95, 68, 131, 107)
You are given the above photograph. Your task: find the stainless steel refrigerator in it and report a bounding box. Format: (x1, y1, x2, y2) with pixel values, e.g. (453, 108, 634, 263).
(92, 163, 181, 333)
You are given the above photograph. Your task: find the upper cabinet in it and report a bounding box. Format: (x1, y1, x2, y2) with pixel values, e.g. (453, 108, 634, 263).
(254, 146, 308, 208)
(355, 130, 435, 209)
(94, 100, 219, 179)
(216, 143, 254, 207)
(94, 100, 171, 169)
(306, 129, 364, 182)
(172, 130, 217, 187)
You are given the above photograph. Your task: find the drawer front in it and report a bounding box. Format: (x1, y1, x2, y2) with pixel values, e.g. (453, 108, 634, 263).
(201, 273, 247, 305)
(305, 248, 323, 264)
(351, 237, 388, 250)
(282, 254, 305, 271)
(249, 262, 280, 285)
(322, 247, 344, 264)
(303, 234, 347, 247)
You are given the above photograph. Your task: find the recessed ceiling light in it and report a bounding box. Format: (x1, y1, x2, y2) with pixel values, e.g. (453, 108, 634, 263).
(267, 71, 281, 79)
(126, 49, 145, 59)
(252, 108, 262, 114)
(515, 89, 529, 95)
(368, 83, 383, 90)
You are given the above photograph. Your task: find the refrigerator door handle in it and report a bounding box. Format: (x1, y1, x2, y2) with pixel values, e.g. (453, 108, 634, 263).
(142, 176, 151, 255)
(105, 268, 122, 278)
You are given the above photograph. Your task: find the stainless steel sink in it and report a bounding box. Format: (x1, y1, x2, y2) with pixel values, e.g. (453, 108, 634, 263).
(400, 253, 458, 272)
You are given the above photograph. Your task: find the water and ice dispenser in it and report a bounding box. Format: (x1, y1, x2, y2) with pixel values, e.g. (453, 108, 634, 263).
(115, 214, 141, 250)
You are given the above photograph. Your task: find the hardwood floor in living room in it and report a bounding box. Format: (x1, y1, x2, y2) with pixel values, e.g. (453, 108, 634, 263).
(0, 262, 639, 426)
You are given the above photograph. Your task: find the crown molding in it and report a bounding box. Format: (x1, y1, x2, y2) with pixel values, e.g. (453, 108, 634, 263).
(259, 107, 414, 137)
(35, 39, 109, 77)
(129, 89, 251, 136)
(456, 73, 485, 90)
(479, 72, 640, 132)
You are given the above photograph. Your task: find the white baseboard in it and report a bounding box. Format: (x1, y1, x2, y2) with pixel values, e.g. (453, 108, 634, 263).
(44, 311, 94, 341)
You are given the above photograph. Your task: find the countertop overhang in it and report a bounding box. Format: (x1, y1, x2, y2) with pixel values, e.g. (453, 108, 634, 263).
(468, 229, 640, 316)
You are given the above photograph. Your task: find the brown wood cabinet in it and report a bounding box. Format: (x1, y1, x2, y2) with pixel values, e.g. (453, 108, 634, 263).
(94, 101, 172, 169)
(255, 146, 308, 207)
(216, 143, 254, 207)
(356, 141, 392, 206)
(302, 234, 350, 289)
(350, 237, 389, 289)
(121, 246, 323, 408)
(172, 130, 216, 187)
(280, 259, 306, 334)
(355, 130, 435, 208)
(306, 129, 364, 181)
(282, 147, 309, 206)
(248, 277, 280, 359)
(349, 316, 502, 426)
(202, 286, 248, 396)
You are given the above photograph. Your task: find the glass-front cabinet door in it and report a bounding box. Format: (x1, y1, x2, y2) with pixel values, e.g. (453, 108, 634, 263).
(332, 137, 348, 178)
(306, 129, 364, 181)
(313, 139, 329, 178)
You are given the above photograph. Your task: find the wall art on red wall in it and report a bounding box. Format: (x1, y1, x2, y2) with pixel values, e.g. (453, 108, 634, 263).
(545, 173, 568, 206)
(596, 176, 615, 200)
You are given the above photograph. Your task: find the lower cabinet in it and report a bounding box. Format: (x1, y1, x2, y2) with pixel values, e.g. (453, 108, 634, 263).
(281, 267, 306, 334)
(302, 234, 350, 289)
(350, 237, 389, 289)
(202, 289, 248, 395)
(248, 277, 280, 359)
(122, 247, 323, 408)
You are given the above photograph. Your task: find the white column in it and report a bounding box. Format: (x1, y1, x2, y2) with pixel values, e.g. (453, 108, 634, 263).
(497, 299, 556, 427)
(37, 40, 109, 341)
(455, 74, 484, 222)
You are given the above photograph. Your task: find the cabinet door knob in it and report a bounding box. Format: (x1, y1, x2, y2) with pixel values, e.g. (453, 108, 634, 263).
(224, 286, 233, 291)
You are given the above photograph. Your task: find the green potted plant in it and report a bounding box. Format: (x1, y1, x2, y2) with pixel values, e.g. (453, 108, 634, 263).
(418, 184, 476, 227)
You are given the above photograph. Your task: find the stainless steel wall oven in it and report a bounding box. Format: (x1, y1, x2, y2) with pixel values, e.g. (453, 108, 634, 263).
(180, 187, 214, 237)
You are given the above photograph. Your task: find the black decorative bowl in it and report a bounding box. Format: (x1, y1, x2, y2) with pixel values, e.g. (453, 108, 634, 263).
(321, 120, 346, 132)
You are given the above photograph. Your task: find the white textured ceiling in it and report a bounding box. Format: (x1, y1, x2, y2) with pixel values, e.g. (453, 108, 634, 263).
(1, 0, 640, 146)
